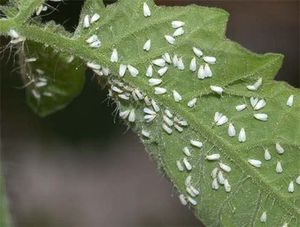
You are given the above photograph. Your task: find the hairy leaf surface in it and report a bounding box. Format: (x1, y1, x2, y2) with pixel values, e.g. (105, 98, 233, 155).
(0, 0, 299, 226)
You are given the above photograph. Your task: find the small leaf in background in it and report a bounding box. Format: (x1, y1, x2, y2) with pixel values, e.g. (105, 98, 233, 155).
(20, 41, 85, 117)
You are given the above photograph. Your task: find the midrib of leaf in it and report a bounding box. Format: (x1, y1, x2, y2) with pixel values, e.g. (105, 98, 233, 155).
(1, 14, 298, 217)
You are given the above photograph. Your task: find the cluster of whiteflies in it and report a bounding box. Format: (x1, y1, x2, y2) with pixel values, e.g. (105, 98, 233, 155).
(6, 2, 298, 223)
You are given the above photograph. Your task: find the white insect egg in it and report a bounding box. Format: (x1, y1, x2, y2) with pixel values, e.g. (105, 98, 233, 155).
(210, 85, 223, 95)
(90, 13, 100, 23)
(174, 124, 183, 132)
(187, 98, 197, 108)
(127, 65, 139, 77)
(146, 65, 153, 77)
(154, 87, 167, 95)
(172, 55, 179, 67)
(119, 64, 127, 77)
(83, 15, 90, 28)
(252, 77, 263, 90)
(162, 123, 172, 134)
(224, 179, 231, 192)
(203, 56, 216, 64)
(206, 154, 220, 161)
(158, 66, 168, 76)
(254, 113, 268, 121)
(128, 109, 136, 122)
(151, 100, 160, 112)
(36, 5, 43, 16)
(186, 187, 196, 197)
(176, 161, 184, 172)
(183, 147, 191, 157)
(143, 107, 156, 115)
(183, 157, 192, 171)
(10, 37, 26, 44)
(189, 57, 197, 72)
(177, 57, 185, 70)
(211, 167, 218, 179)
(216, 115, 228, 126)
(254, 99, 266, 110)
(173, 90, 182, 102)
(141, 130, 150, 138)
(118, 94, 130, 100)
(187, 196, 197, 206)
(144, 96, 151, 106)
(248, 159, 262, 168)
(163, 115, 173, 127)
(143, 39, 151, 51)
(25, 58, 37, 63)
(197, 65, 205, 79)
(162, 53, 172, 64)
(250, 97, 258, 108)
(171, 20, 185, 28)
(164, 109, 173, 118)
(235, 104, 247, 112)
(35, 81, 47, 87)
(204, 64, 212, 77)
(152, 58, 166, 67)
(214, 112, 222, 123)
(286, 95, 294, 107)
(86, 34, 98, 44)
(212, 178, 219, 190)
(133, 89, 144, 100)
(173, 27, 184, 37)
(264, 149, 271, 161)
(185, 175, 192, 186)
(192, 47, 203, 58)
(228, 123, 236, 137)
(148, 78, 162, 86)
(144, 114, 156, 122)
(288, 181, 294, 193)
(178, 194, 187, 205)
(66, 56, 74, 64)
(143, 2, 151, 17)
(276, 161, 283, 173)
(165, 35, 175, 45)
(238, 128, 246, 143)
(89, 40, 101, 48)
(219, 163, 231, 172)
(119, 110, 130, 119)
(110, 48, 118, 62)
(260, 212, 267, 223)
(87, 62, 101, 70)
(246, 85, 257, 91)
(247, 78, 263, 91)
(217, 171, 225, 185)
(276, 143, 285, 154)
(190, 140, 203, 148)
(102, 67, 110, 76)
(176, 119, 188, 126)
(190, 186, 199, 196)
(111, 86, 123, 94)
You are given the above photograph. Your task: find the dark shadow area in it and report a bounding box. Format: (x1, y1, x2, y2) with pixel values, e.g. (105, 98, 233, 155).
(40, 0, 84, 32)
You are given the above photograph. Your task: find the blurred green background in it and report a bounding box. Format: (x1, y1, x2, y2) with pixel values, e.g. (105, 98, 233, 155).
(1, 0, 299, 226)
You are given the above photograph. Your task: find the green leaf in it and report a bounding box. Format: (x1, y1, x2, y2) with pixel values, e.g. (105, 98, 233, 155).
(0, 0, 299, 225)
(20, 41, 85, 117)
